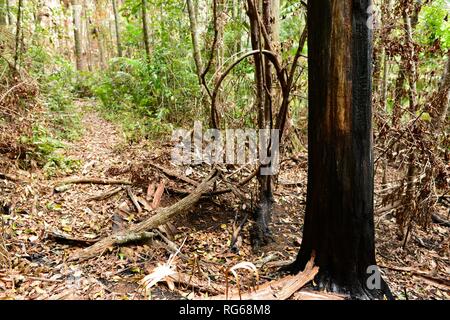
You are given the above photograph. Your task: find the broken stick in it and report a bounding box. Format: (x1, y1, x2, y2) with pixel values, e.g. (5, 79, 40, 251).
(55, 177, 132, 188)
(150, 163, 199, 186)
(87, 187, 123, 201)
(126, 187, 142, 213)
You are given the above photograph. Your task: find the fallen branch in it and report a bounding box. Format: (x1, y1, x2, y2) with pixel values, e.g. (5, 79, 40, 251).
(68, 170, 218, 262)
(293, 290, 345, 300)
(47, 228, 98, 246)
(54, 177, 132, 188)
(87, 187, 123, 201)
(150, 163, 199, 186)
(0, 172, 26, 183)
(168, 272, 225, 296)
(380, 264, 450, 288)
(137, 197, 153, 211)
(230, 211, 249, 253)
(431, 214, 450, 228)
(167, 168, 258, 197)
(126, 187, 142, 213)
(204, 255, 318, 300)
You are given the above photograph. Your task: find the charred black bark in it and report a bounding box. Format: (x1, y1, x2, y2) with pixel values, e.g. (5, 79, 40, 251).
(289, 0, 393, 300)
(246, 0, 275, 249)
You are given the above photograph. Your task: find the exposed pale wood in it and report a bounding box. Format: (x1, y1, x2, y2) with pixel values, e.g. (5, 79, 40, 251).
(113, 231, 156, 244)
(293, 290, 346, 300)
(146, 182, 156, 201)
(152, 180, 165, 209)
(126, 187, 142, 213)
(137, 196, 153, 211)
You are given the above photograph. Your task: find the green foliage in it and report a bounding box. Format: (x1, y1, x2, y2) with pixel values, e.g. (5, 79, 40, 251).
(89, 45, 200, 141)
(20, 125, 80, 177)
(17, 47, 82, 174)
(418, 0, 450, 49)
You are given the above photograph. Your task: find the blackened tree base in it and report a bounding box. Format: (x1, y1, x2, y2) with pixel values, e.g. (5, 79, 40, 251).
(288, 250, 394, 300)
(251, 188, 274, 249)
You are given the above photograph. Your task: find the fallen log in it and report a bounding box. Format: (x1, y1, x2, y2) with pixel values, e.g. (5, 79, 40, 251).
(67, 169, 218, 262)
(113, 231, 156, 244)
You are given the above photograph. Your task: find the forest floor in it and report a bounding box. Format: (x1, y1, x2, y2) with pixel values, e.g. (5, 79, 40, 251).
(0, 99, 449, 300)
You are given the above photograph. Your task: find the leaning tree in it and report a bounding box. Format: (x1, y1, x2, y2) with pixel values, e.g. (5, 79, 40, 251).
(290, 0, 393, 299)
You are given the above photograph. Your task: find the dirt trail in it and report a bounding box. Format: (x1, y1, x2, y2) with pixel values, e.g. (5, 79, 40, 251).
(63, 100, 127, 178)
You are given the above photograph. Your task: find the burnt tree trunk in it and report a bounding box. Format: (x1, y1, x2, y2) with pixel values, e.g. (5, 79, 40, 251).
(246, 0, 275, 249)
(291, 0, 393, 300)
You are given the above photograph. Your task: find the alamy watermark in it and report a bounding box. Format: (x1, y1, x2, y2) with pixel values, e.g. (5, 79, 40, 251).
(366, 265, 382, 290)
(171, 121, 280, 175)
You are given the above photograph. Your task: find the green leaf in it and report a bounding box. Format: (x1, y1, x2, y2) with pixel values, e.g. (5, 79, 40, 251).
(421, 112, 432, 122)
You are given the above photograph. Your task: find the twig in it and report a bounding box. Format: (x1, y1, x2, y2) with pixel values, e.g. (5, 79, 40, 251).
(150, 163, 199, 186)
(87, 187, 123, 201)
(126, 187, 142, 213)
(380, 265, 450, 288)
(55, 177, 132, 188)
(0, 172, 26, 183)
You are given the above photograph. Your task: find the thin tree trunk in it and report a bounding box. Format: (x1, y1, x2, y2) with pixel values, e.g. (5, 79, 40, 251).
(84, 0, 93, 71)
(71, 0, 84, 71)
(292, 0, 392, 300)
(392, 67, 406, 126)
(403, 13, 417, 113)
(0, 0, 6, 26)
(246, 0, 275, 248)
(142, 0, 151, 62)
(187, 0, 203, 83)
(6, 0, 11, 25)
(111, 0, 122, 57)
(13, 0, 23, 69)
(431, 50, 450, 132)
(98, 32, 106, 68)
